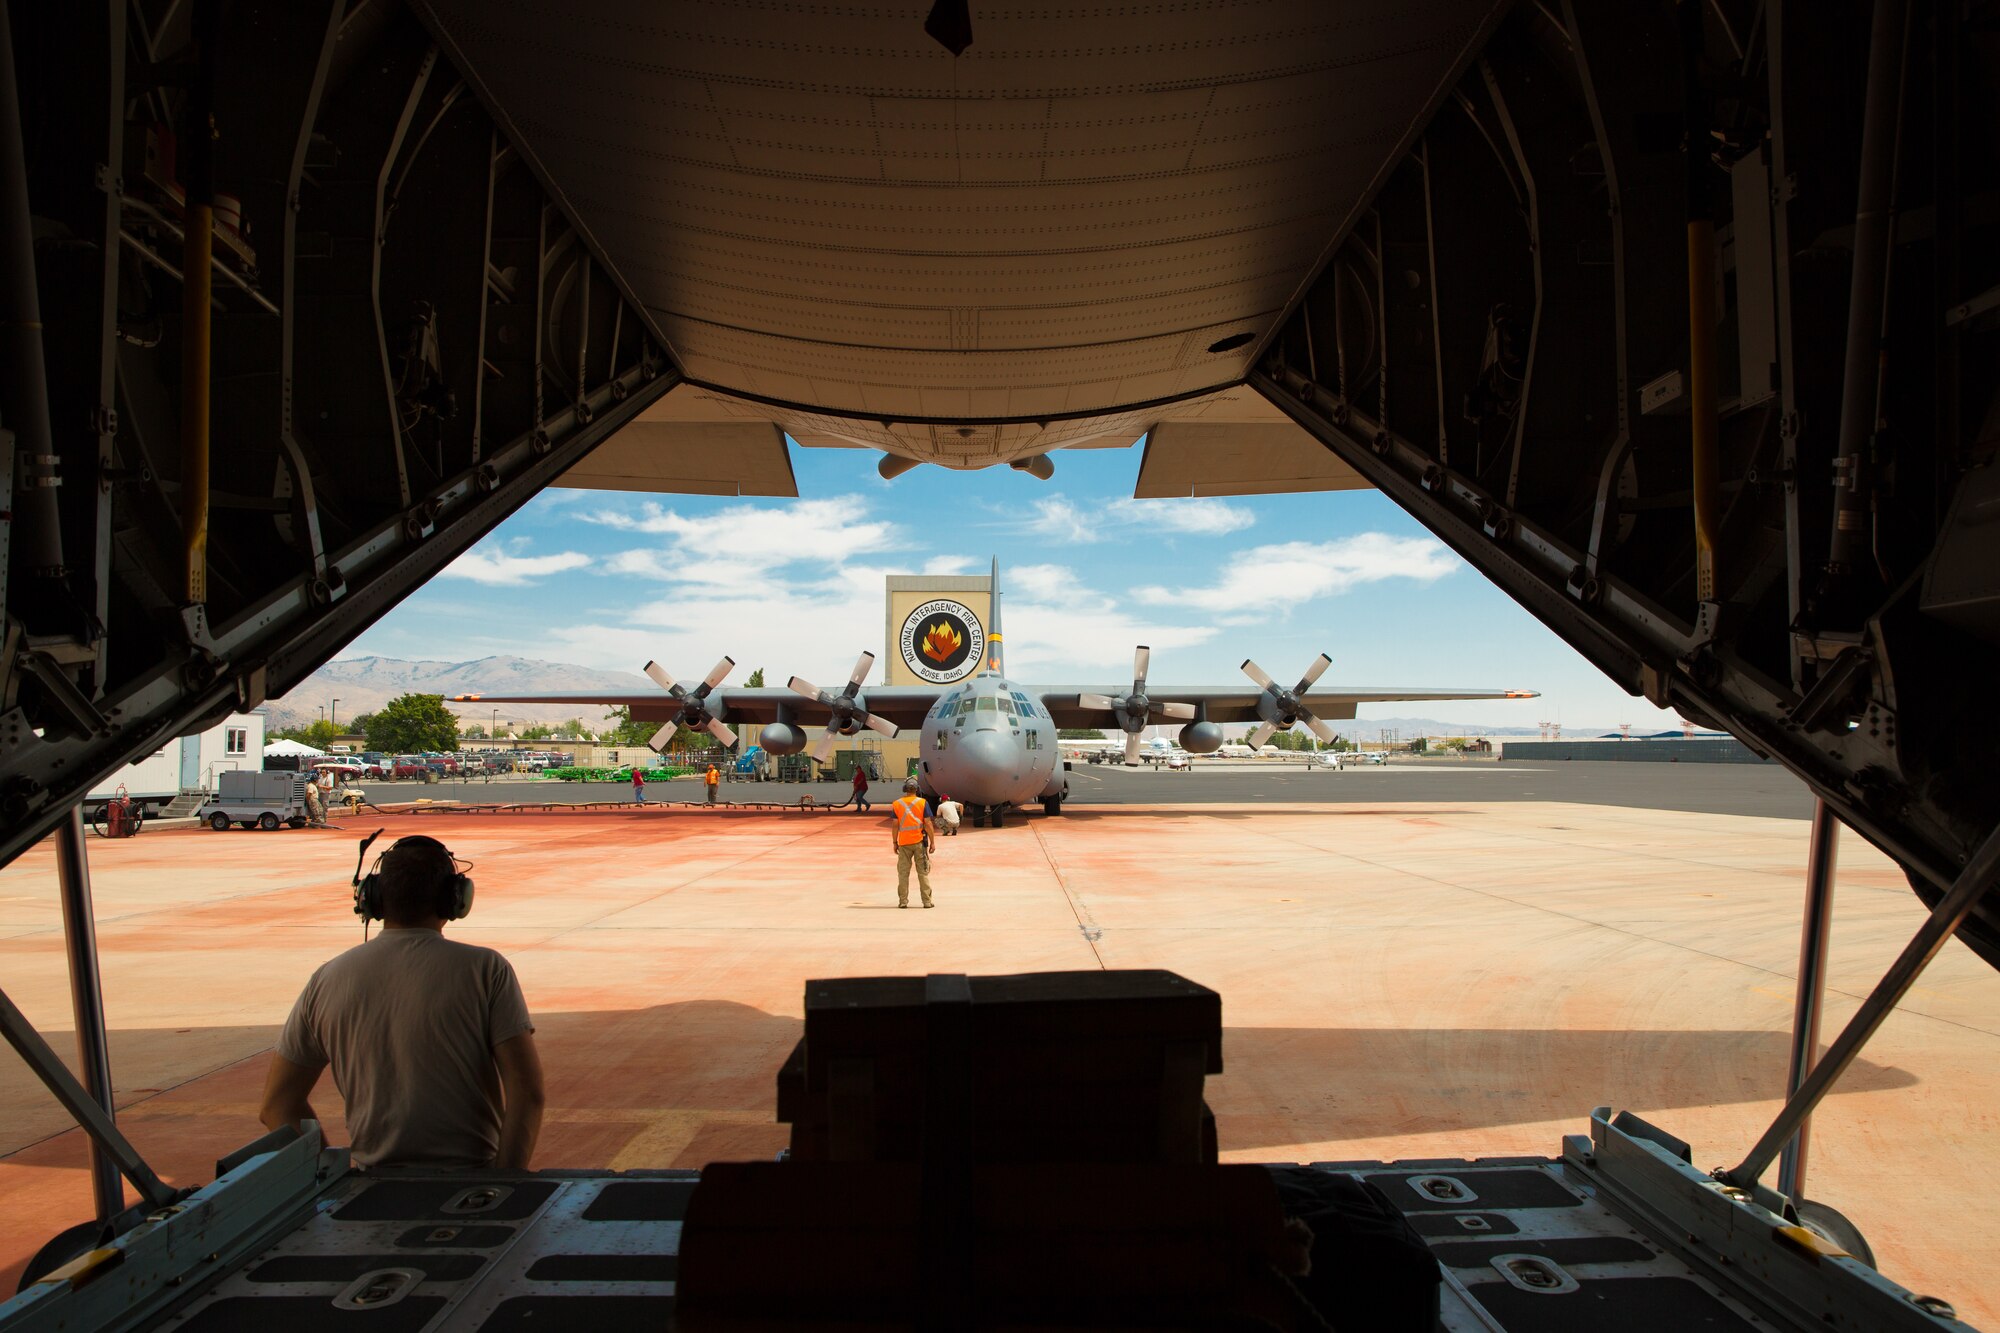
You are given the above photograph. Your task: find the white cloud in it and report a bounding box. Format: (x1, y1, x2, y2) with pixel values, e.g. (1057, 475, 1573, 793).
(438, 546, 591, 586)
(923, 554, 979, 575)
(581, 495, 896, 566)
(987, 563, 1220, 676)
(1107, 497, 1256, 536)
(1137, 534, 1458, 616)
(1010, 493, 1256, 544)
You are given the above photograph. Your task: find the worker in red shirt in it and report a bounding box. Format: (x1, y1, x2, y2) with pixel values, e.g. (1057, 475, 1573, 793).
(889, 780, 936, 909)
(631, 766, 645, 804)
(851, 763, 872, 813)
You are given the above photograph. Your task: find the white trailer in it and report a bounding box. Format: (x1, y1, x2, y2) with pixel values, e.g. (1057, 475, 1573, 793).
(87, 711, 267, 811)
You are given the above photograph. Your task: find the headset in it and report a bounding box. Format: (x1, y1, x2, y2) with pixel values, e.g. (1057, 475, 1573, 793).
(352, 830, 475, 926)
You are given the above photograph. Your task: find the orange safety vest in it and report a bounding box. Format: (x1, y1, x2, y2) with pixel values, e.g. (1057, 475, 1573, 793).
(893, 795, 928, 846)
(705, 767, 718, 785)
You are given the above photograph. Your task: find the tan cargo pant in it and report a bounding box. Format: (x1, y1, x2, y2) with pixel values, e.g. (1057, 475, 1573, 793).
(896, 843, 934, 907)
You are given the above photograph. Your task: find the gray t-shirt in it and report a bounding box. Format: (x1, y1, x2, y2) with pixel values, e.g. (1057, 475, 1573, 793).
(278, 930, 534, 1168)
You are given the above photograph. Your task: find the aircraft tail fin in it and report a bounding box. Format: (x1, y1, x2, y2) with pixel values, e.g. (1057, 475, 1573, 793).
(986, 556, 1002, 675)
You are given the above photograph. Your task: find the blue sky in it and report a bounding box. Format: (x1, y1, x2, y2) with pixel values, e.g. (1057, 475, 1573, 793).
(338, 440, 1682, 731)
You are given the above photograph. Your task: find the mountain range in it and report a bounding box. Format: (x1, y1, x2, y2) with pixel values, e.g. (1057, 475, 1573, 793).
(266, 656, 648, 732)
(271, 656, 1573, 738)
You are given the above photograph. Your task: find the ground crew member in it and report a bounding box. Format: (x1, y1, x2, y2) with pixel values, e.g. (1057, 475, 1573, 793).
(705, 763, 720, 804)
(632, 766, 645, 804)
(890, 779, 936, 908)
(303, 778, 327, 828)
(260, 835, 545, 1168)
(935, 793, 962, 836)
(851, 764, 871, 813)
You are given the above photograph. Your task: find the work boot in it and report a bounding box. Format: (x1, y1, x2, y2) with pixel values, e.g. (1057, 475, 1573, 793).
(898, 901, 908, 908)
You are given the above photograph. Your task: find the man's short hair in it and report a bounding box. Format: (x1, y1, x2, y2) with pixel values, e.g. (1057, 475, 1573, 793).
(903, 778, 919, 792)
(379, 836, 458, 923)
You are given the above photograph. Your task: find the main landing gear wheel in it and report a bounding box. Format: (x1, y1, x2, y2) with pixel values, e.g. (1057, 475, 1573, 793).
(1042, 796, 1063, 816)
(257, 812, 281, 831)
(1795, 1200, 1876, 1268)
(209, 812, 231, 832)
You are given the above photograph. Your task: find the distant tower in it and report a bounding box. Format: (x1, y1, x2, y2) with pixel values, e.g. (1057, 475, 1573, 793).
(1619, 723, 1631, 740)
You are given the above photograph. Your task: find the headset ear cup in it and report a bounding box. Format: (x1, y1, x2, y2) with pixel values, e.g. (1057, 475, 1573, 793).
(450, 876, 474, 920)
(355, 873, 383, 921)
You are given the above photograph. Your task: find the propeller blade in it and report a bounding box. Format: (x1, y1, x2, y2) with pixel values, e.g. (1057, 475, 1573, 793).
(787, 675, 823, 702)
(1153, 701, 1197, 720)
(864, 712, 900, 738)
(1077, 692, 1119, 712)
(1133, 644, 1150, 686)
(704, 716, 739, 748)
(1124, 732, 1143, 765)
(846, 651, 875, 693)
(643, 661, 679, 694)
(1296, 707, 1341, 745)
(810, 728, 840, 764)
(1293, 653, 1333, 695)
(701, 656, 736, 692)
(647, 721, 677, 751)
(1241, 658, 1276, 691)
(1246, 722, 1277, 750)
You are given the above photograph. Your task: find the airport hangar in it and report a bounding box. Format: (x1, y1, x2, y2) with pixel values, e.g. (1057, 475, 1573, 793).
(1, 2, 1997, 1330)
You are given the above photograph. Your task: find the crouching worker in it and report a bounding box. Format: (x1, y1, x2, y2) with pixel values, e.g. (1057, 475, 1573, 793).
(259, 835, 546, 1169)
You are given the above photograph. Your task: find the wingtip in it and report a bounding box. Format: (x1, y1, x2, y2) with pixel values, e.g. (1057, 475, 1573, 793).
(1506, 690, 1541, 698)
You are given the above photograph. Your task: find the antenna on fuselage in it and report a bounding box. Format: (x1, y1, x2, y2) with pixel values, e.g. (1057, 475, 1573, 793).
(985, 556, 1002, 676)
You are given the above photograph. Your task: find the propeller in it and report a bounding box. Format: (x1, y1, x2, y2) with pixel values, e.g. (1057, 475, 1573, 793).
(1077, 645, 1198, 765)
(642, 656, 738, 749)
(790, 651, 900, 763)
(1241, 653, 1340, 750)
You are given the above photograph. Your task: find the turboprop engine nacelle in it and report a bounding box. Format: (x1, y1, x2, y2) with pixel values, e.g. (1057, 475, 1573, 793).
(1179, 721, 1224, 754)
(760, 722, 807, 755)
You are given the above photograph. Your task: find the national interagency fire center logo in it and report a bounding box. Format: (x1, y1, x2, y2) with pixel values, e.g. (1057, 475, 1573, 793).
(899, 599, 986, 683)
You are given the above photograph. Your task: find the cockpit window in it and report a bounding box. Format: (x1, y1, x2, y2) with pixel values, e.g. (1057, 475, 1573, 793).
(977, 697, 998, 712)
(998, 698, 1017, 715)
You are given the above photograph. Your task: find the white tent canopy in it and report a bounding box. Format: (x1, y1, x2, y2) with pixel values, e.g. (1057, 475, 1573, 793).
(263, 738, 325, 757)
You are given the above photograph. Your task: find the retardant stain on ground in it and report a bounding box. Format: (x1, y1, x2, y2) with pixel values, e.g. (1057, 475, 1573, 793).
(1, 783, 1995, 1324)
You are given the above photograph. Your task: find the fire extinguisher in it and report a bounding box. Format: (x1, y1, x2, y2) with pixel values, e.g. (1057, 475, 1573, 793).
(102, 785, 140, 838)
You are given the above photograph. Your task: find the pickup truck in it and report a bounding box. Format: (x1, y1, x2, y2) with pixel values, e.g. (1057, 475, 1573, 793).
(388, 757, 433, 780)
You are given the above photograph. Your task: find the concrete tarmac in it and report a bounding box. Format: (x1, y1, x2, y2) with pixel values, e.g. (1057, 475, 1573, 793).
(0, 770, 1992, 1323)
(394, 756, 1818, 820)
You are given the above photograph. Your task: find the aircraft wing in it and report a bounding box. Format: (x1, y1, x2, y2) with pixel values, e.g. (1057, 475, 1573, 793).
(448, 686, 946, 731)
(1037, 685, 1538, 728)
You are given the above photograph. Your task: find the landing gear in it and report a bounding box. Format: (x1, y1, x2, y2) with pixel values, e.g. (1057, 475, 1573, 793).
(1041, 795, 1063, 816)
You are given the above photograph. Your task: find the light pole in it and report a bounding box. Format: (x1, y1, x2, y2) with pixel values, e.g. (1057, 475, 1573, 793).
(332, 699, 340, 730)
(317, 705, 325, 724)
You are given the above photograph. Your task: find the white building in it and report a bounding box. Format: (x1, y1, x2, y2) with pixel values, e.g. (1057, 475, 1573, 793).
(89, 711, 267, 808)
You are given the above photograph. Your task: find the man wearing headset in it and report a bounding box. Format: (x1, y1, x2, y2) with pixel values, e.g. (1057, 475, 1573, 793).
(258, 835, 546, 1169)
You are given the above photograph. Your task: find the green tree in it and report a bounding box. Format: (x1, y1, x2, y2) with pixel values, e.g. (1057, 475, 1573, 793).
(464, 724, 487, 739)
(1058, 728, 1108, 740)
(347, 712, 374, 738)
(519, 723, 553, 741)
(364, 694, 462, 752)
(560, 717, 593, 740)
(273, 718, 341, 749)
(746, 668, 766, 688)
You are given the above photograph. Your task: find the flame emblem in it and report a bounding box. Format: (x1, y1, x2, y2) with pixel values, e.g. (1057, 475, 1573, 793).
(921, 621, 963, 662)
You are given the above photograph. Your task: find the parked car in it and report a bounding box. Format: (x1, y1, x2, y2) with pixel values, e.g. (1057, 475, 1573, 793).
(389, 756, 431, 780)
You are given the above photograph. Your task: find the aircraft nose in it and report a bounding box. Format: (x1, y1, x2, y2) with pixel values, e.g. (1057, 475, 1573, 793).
(951, 729, 1020, 805)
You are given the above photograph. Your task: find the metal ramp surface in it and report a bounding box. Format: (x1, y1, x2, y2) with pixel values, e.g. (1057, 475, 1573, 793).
(1, 1112, 1968, 1332)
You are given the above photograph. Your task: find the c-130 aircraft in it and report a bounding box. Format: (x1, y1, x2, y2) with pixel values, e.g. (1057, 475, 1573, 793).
(455, 561, 1536, 828)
